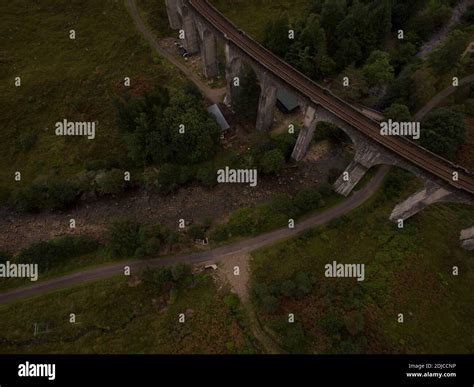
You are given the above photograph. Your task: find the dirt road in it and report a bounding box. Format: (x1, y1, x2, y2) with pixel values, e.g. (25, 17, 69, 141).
(0, 166, 389, 306)
(417, 0, 474, 59)
(125, 0, 225, 103)
(414, 74, 474, 121)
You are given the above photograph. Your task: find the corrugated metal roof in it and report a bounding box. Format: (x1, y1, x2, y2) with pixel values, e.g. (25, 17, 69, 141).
(277, 89, 299, 111)
(207, 104, 230, 131)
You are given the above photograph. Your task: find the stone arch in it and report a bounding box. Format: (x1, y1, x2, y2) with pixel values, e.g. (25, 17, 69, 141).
(224, 48, 263, 122)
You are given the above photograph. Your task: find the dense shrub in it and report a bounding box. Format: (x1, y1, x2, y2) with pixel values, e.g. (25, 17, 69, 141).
(210, 224, 230, 242)
(53, 235, 100, 257)
(381, 169, 412, 201)
(429, 30, 468, 74)
(223, 293, 240, 314)
(142, 167, 160, 191)
(179, 165, 195, 185)
(18, 235, 99, 271)
(42, 178, 80, 210)
(252, 203, 288, 233)
(250, 282, 270, 304)
(8, 176, 80, 212)
(250, 282, 281, 314)
(187, 224, 206, 240)
(95, 169, 127, 196)
(383, 103, 412, 122)
(114, 88, 220, 166)
(317, 312, 345, 336)
(141, 263, 192, 293)
(420, 105, 466, 159)
(408, 6, 451, 42)
(107, 220, 168, 259)
(171, 262, 191, 282)
(106, 219, 140, 258)
(281, 280, 297, 297)
(8, 185, 41, 212)
(182, 82, 202, 99)
(157, 164, 181, 195)
(141, 267, 172, 292)
(135, 224, 164, 258)
(272, 132, 298, 159)
(293, 188, 324, 215)
(196, 165, 217, 188)
(270, 193, 299, 219)
(270, 319, 307, 353)
(227, 208, 256, 236)
(260, 149, 285, 175)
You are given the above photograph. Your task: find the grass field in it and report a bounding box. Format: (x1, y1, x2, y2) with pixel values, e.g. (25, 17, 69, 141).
(250, 170, 474, 354)
(137, 0, 173, 38)
(0, 0, 185, 187)
(0, 274, 256, 354)
(210, 0, 311, 42)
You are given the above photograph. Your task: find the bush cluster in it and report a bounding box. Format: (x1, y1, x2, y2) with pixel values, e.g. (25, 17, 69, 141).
(6, 168, 132, 213)
(210, 187, 327, 242)
(106, 219, 175, 259)
(140, 263, 192, 293)
(250, 272, 313, 315)
(18, 235, 100, 271)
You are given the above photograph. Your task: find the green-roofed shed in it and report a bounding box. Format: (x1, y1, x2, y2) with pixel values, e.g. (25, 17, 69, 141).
(276, 89, 299, 114)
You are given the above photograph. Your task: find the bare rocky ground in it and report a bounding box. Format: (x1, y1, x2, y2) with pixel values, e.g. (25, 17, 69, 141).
(0, 141, 349, 254)
(418, 0, 474, 59)
(210, 252, 286, 353)
(212, 252, 251, 301)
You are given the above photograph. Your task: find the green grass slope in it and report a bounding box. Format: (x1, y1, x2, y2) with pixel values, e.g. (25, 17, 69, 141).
(0, 0, 184, 186)
(250, 171, 474, 353)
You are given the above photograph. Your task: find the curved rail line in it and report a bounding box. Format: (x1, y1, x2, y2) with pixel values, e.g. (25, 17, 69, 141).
(188, 0, 474, 194)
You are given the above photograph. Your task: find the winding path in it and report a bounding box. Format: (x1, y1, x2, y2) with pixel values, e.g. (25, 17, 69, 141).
(414, 74, 474, 121)
(417, 0, 474, 59)
(125, 0, 225, 103)
(0, 166, 390, 306)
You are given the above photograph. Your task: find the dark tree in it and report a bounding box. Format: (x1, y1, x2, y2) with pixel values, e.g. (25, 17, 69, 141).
(420, 106, 467, 159)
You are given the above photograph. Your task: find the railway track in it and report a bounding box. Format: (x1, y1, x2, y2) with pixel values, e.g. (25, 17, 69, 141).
(189, 0, 474, 194)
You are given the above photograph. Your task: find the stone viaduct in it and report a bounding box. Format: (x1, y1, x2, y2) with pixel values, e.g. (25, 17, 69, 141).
(165, 0, 474, 248)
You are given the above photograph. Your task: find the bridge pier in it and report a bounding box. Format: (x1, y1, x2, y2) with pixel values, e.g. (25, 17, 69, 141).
(333, 142, 383, 196)
(196, 23, 219, 78)
(460, 227, 474, 250)
(256, 72, 277, 131)
(389, 181, 461, 222)
(333, 161, 370, 196)
(181, 6, 200, 54)
(292, 105, 319, 161)
(224, 43, 243, 106)
(165, 0, 181, 30)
